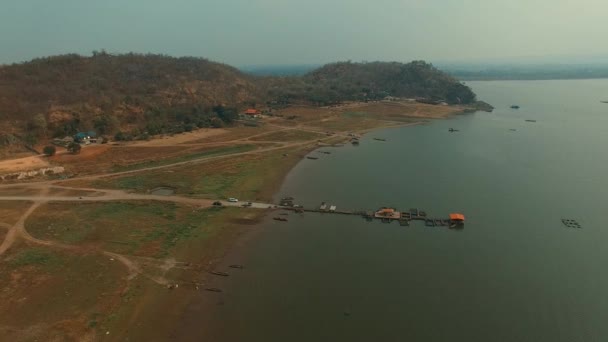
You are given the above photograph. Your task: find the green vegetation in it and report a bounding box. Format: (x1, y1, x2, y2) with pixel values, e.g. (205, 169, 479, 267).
(94, 148, 304, 201)
(10, 248, 59, 267)
(26, 202, 229, 257)
(67, 142, 81, 154)
(265, 61, 477, 106)
(43, 145, 56, 156)
(0, 54, 477, 145)
(111, 144, 255, 172)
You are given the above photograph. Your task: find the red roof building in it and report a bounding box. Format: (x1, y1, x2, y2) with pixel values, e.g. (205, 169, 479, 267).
(244, 109, 260, 115)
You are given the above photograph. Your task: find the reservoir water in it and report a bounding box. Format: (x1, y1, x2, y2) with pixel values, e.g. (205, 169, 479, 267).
(201, 80, 608, 341)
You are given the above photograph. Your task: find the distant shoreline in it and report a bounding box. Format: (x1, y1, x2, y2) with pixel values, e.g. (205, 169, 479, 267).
(457, 76, 608, 82)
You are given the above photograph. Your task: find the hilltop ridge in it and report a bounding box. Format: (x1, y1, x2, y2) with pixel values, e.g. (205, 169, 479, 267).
(0, 53, 479, 152)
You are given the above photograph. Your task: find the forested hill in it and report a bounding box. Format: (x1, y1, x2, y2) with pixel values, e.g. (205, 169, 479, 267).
(0, 54, 477, 148)
(268, 61, 476, 105)
(0, 53, 260, 143)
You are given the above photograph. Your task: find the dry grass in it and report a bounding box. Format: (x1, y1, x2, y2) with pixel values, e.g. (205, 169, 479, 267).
(0, 155, 50, 173)
(52, 144, 256, 175)
(249, 129, 325, 142)
(186, 125, 275, 144)
(0, 244, 126, 341)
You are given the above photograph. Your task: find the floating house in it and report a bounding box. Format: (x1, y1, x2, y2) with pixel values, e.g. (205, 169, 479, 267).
(449, 213, 465, 225)
(374, 207, 401, 220)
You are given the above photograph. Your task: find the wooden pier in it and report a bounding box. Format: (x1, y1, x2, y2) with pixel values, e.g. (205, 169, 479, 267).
(280, 202, 464, 229)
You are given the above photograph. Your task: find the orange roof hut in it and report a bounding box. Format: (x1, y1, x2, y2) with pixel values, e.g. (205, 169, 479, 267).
(376, 208, 396, 217)
(449, 213, 465, 222)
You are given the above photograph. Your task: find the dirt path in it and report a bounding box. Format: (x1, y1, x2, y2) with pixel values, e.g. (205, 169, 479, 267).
(0, 185, 50, 255)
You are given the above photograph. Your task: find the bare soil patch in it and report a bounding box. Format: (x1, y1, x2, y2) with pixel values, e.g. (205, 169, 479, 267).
(129, 128, 229, 146)
(0, 155, 50, 174)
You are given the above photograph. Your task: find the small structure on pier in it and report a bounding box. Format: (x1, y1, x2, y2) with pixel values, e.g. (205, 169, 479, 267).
(449, 213, 465, 226)
(374, 208, 401, 220)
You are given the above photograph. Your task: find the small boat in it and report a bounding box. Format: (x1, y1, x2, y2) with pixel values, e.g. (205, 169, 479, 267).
(525, 119, 537, 122)
(306, 156, 319, 160)
(509, 129, 517, 131)
(210, 271, 229, 277)
(205, 288, 222, 293)
(351, 140, 360, 145)
(373, 138, 387, 141)
(511, 105, 520, 109)
(448, 128, 459, 132)
(601, 101, 608, 104)
(273, 217, 288, 222)
(229, 264, 244, 269)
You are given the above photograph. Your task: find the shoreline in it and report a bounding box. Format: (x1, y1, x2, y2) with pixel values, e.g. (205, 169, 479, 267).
(0, 102, 473, 340)
(140, 107, 471, 340)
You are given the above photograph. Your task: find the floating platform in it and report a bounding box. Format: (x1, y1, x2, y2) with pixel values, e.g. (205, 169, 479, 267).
(561, 218, 581, 229)
(280, 203, 464, 229)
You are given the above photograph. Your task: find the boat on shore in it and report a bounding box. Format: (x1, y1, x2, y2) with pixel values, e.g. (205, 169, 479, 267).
(210, 271, 229, 277)
(273, 217, 288, 222)
(306, 156, 319, 160)
(373, 138, 387, 141)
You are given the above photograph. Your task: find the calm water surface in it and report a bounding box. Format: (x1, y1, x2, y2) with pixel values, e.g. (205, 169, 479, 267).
(202, 80, 608, 342)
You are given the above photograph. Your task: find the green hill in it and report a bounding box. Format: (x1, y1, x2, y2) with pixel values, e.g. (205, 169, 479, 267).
(265, 61, 477, 106)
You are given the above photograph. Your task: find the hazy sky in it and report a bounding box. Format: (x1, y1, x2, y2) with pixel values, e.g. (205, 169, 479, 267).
(1, 0, 607, 66)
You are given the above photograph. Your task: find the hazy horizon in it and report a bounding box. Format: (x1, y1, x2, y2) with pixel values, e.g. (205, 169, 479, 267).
(2, 0, 607, 66)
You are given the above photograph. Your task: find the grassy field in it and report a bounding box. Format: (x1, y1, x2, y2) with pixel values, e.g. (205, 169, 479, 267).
(186, 125, 274, 143)
(90, 146, 310, 201)
(110, 144, 257, 172)
(27, 201, 233, 258)
(249, 129, 325, 142)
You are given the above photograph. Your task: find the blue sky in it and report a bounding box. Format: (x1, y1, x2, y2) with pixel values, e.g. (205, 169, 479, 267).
(1, 0, 607, 65)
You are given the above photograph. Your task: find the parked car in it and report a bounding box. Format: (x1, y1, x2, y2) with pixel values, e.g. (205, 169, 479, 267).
(228, 198, 238, 202)
(213, 201, 222, 206)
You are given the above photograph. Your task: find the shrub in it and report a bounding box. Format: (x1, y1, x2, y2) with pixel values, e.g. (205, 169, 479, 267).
(43, 145, 56, 156)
